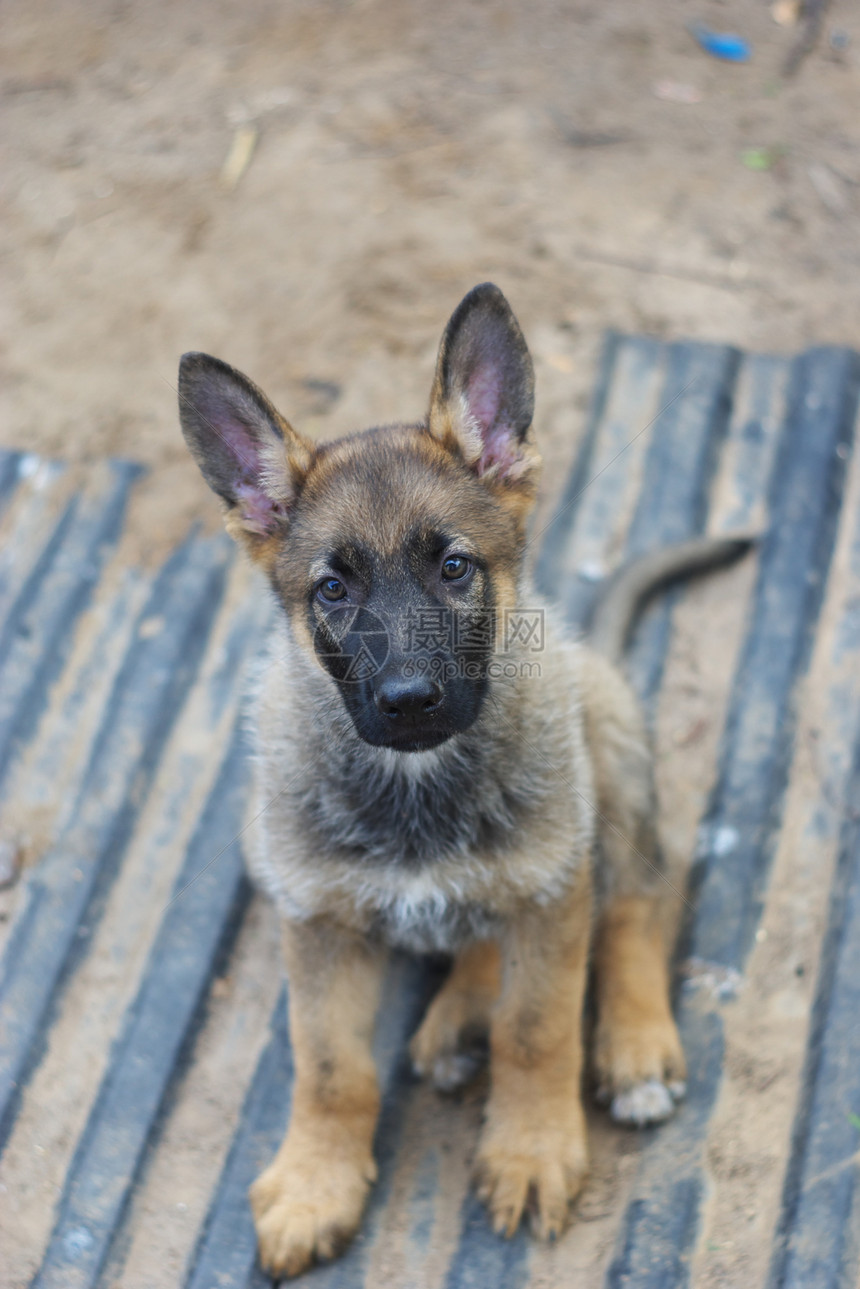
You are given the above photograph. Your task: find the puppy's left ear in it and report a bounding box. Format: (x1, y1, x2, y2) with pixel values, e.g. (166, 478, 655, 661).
(427, 283, 540, 493)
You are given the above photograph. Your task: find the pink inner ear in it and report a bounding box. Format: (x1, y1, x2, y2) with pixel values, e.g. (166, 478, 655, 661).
(234, 481, 284, 536)
(468, 364, 502, 433)
(212, 413, 262, 477)
(468, 364, 524, 478)
(478, 424, 524, 479)
(205, 403, 285, 536)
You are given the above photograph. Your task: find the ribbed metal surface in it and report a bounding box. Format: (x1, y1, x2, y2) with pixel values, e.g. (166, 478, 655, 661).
(2, 338, 859, 1288)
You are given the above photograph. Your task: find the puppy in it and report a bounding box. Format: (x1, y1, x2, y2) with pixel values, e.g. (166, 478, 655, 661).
(179, 284, 741, 1277)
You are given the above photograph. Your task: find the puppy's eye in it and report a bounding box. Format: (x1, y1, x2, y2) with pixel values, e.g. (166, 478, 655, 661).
(318, 577, 347, 602)
(441, 555, 471, 581)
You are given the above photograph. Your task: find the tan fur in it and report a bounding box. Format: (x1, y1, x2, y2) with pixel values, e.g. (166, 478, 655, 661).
(250, 920, 386, 1277)
(578, 648, 661, 896)
(225, 515, 283, 577)
(409, 940, 501, 1086)
(476, 870, 592, 1239)
(593, 896, 686, 1097)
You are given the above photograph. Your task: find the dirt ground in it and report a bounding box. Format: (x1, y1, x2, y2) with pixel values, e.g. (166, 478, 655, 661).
(4, 0, 860, 548)
(3, 2, 860, 1285)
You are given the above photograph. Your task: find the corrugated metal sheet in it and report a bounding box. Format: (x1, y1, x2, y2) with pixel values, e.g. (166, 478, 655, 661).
(1, 338, 859, 1287)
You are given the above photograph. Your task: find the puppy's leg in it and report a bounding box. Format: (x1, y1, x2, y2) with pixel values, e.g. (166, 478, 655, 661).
(250, 918, 386, 1278)
(579, 650, 686, 1124)
(410, 940, 500, 1091)
(475, 872, 591, 1240)
(593, 895, 686, 1124)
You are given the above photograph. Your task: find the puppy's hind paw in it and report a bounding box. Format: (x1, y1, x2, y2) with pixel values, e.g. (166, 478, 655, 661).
(410, 1009, 488, 1093)
(609, 1077, 686, 1127)
(425, 1049, 484, 1093)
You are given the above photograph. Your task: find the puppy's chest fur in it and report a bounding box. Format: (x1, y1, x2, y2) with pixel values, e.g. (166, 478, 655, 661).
(301, 732, 539, 865)
(245, 621, 595, 953)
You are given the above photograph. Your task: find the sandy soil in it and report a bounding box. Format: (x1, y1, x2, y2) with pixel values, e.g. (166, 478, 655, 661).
(3, 0, 860, 548)
(3, 2, 860, 1284)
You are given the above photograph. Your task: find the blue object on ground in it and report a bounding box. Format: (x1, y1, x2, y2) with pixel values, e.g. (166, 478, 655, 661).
(690, 22, 752, 63)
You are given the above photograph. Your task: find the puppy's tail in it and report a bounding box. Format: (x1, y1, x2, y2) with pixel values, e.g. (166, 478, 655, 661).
(588, 533, 757, 666)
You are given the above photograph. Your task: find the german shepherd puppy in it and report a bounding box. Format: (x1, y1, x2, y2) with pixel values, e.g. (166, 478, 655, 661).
(178, 284, 745, 1278)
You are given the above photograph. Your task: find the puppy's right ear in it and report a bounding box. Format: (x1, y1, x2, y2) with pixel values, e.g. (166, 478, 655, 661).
(178, 353, 313, 557)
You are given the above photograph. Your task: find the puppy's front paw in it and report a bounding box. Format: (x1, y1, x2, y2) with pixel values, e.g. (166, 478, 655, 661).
(249, 1147, 376, 1278)
(474, 1114, 588, 1240)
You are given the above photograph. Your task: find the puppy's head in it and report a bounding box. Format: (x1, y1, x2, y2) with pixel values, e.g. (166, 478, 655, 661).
(179, 283, 540, 751)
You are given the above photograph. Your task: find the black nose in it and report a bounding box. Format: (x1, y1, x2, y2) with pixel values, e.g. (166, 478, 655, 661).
(375, 674, 443, 723)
